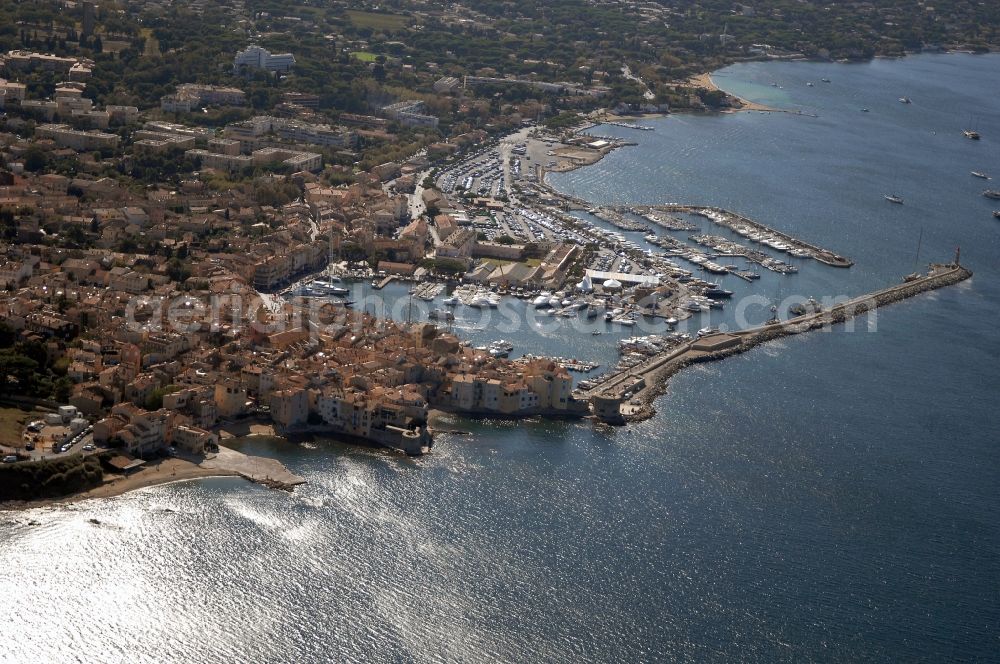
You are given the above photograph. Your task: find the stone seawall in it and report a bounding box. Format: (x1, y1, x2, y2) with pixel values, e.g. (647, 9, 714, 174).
(623, 264, 972, 422)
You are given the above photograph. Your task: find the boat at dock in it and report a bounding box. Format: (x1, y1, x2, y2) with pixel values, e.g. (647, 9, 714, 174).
(532, 292, 553, 308)
(704, 287, 734, 299)
(428, 308, 454, 321)
(489, 340, 513, 357)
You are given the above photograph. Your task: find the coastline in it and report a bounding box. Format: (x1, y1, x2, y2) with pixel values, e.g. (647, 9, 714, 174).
(545, 67, 789, 179)
(0, 444, 304, 512)
(0, 458, 237, 512)
(686, 72, 779, 112)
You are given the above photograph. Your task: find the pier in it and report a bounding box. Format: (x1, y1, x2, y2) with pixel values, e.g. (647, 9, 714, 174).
(589, 207, 650, 231)
(582, 262, 972, 423)
(600, 120, 655, 131)
(661, 205, 854, 268)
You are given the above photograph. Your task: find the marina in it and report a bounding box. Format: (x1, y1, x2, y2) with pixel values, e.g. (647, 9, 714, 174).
(4, 53, 998, 664)
(655, 205, 854, 268)
(687, 233, 801, 274)
(578, 261, 972, 422)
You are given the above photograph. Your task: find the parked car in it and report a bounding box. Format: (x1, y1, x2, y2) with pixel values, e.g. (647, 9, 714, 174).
(3, 454, 18, 463)
(82, 444, 95, 452)
(25, 441, 34, 451)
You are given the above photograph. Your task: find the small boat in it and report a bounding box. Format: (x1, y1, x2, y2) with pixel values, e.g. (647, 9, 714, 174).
(428, 308, 454, 321)
(442, 295, 459, 306)
(821, 78, 831, 83)
(697, 327, 719, 338)
(971, 172, 991, 180)
(983, 190, 1000, 200)
(963, 129, 981, 140)
(860, 108, 869, 113)
(664, 317, 678, 326)
(806, 82, 814, 87)
(329, 286, 350, 296)
(884, 194, 904, 205)
(488, 342, 511, 358)
(993, 211, 1000, 219)
(591, 330, 603, 336)
(898, 97, 911, 104)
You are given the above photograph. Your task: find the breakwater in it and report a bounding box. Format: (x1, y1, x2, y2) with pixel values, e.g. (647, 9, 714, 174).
(585, 263, 972, 423)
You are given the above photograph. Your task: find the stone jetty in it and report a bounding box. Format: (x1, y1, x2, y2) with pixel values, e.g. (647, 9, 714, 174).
(585, 262, 972, 423)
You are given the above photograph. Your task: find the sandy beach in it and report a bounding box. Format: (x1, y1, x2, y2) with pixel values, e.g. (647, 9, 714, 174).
(687, 72, 777, 112)
(0, 445, 305, 511)
(75, 458, 237, 502)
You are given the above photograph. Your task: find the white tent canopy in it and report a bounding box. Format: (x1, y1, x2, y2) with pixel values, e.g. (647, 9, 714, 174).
(585, 270, 661, 286)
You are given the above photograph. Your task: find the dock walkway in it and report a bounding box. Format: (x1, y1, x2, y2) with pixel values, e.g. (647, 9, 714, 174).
(665, 204, 854, 268)
(373, 275, 395, 290)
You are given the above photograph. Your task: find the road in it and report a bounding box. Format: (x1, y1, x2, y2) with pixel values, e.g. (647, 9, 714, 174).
(621, 64, 656, 101)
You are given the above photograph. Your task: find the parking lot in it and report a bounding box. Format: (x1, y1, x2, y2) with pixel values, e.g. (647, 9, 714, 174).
(2, 416, 96, 463)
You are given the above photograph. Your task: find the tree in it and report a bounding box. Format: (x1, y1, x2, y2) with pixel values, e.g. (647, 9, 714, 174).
(23, 148, 48, 173)
(54, 376, 73, 402)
